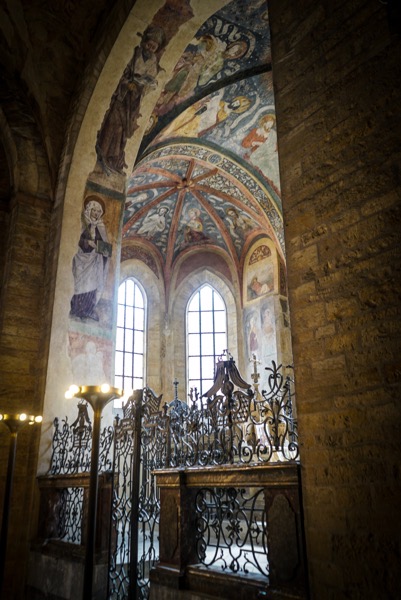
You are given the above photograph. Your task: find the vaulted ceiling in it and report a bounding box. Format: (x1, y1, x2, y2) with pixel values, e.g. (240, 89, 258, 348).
(0, 0, 283, 285)
(122, 0, 284, 284)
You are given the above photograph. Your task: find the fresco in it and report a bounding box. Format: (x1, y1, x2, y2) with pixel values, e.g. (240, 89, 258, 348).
(123, 150, 272, 269)
(141, 0, 271, 149)
(68, 332, 111, 386)
(95, 0, 194, 175)
(69, 195, 113, 323)
(149, 72, 280, 192)
(66, 185, 124, 388)
(243, 295, 277, 393)
(242, 241, 278, 390)
(246, 245, 274, 301)
(96, 25, 166, 175)
(172, 201, 228, 261)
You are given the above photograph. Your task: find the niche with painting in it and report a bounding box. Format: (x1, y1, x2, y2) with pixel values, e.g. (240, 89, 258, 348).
(243, 240, 279, 388)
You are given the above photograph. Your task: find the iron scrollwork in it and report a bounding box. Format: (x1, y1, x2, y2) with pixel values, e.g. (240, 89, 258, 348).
(195, 487, 268, 578)
(46, 359, 298, 599)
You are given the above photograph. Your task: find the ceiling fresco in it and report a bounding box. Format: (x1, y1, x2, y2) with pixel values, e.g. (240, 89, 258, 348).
(123, 144, 283, 274)
(123, 0, 283, 284)
(140, 0, 271, 152)
(146, 72, 279, 193)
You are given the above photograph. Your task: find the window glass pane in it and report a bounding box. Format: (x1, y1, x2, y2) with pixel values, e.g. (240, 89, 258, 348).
(124, 376, 133, 393)
(133, 376, 143, 390)
(124, 329, 134, 352)
(187, 311, 200, 333)
(115, 351, 124, 376)
(188, 333, 200, 356)
(200, 311, 213, 332)
(134, 306, 144, 331)
(125, 279, 135, 305)
(214, 333, 227, 356)
(213, 293, 225, 311)
(135, 286, 144, 308)
(188, 291, 199, 312)
(214, 311, 226, 332)
(201, 355, 215, 379)
(188, 356, 201, 379)
(115, 279, 146, 398)
(125, 306, 134, 329)
(116, 327, 124, 351)
(200, 285, 213, 309)
(115, 375, 123, 389)
(200, 333, 214, 356)
(186, 284, 227, 401)
(134, 353, 143, 375)
(134, 330, 144, 354)
(124, 353, 133, 377)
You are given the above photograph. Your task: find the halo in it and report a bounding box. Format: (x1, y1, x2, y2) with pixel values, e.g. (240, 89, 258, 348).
(84, 195, 106, 214)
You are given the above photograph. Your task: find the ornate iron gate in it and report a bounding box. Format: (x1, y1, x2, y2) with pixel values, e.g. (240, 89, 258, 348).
(107, 357, 298, 599)
(108, 388, 168, 600)
(45, 358, 298, 600)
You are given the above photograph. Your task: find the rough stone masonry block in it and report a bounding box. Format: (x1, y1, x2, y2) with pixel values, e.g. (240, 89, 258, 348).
(269, 0, 401, 598)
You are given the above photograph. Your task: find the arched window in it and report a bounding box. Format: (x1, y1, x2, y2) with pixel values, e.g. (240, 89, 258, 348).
(187, 284, 227, 399)
(115, 278, 146, 393)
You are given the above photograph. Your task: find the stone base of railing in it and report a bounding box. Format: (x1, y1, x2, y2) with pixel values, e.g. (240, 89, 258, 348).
(26, 541, 108, 600)
(151, 564, 307, 599)
(150, 463, 309, 600)
(25, 471, 113, 600)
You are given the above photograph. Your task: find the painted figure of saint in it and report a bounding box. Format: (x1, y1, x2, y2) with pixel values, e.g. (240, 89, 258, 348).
(249, 275, 270, 298)
(137, 205, 169, 238)
(242, 113, 280, 189)
(197, 38, 248, 87)
(199, 95, 251, 137)
(247, 313, 259, 355)
(183, 207, 209, 245)
(96, 26, 166, 174)
(242, 113, 276, 157)
(226, 206, 254, 241)
(70, 196, 111, 321)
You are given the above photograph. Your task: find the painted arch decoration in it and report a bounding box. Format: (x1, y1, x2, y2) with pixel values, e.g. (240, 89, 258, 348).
(123, 142, 284, 282)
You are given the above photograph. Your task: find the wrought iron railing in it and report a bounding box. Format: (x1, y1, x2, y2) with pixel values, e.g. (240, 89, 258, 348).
(40, 357, 299, 599)
(58, 487, 84, 544)
(49, 401, 114, 475)
(166, 358, 298, 467)
(195, 487, 268, 577)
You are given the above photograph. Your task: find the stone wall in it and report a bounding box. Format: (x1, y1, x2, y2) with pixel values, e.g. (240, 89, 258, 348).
(268, 1, 401, 598)
(0, 193, 52, 598)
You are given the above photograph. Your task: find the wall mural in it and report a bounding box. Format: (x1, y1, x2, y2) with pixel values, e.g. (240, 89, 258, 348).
(149, 72, 280, 193)
(67, 189, 124, 384)
(68, 332, 111, 387)
(96, 26, 166, 175)
(246, 245, 274, 301)
(95, 0, 194, 175)
(141, 0, 271, 150)
(70, 195, 112, 322)
(122, 150, 275, 271)
(243, 244, 277, 391)
(69, 0, 286, 389)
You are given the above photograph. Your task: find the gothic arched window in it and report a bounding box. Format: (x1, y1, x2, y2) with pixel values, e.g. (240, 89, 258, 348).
(114, 278, 146, 393)
(186, 284, 227, 399)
